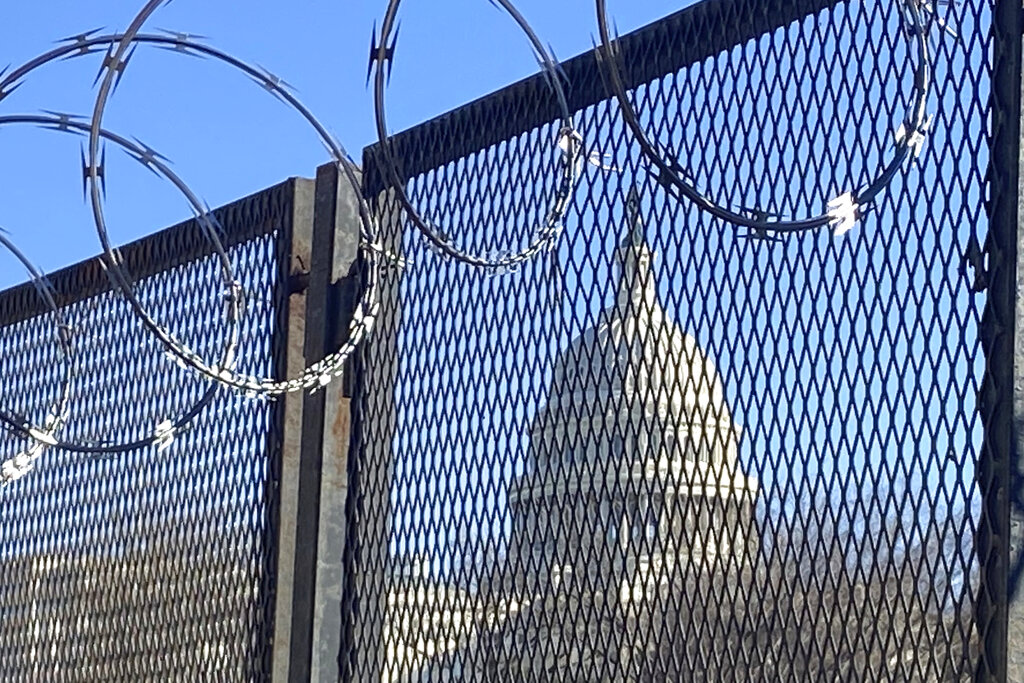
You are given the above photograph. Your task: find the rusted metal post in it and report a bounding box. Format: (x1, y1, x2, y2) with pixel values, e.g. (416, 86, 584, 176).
(271, 163, 364, 683)
(310, 161, 363, 682)
(283, 162, 343, 682)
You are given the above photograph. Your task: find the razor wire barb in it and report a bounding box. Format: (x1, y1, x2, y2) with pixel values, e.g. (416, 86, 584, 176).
(594, 0, 951, 236)
(0, 0, 950, 485)
(370, 0, 585, 272)
(0, 229, 73, 485)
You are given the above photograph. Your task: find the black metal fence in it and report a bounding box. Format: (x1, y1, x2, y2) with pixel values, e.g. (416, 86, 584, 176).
(2, 0, 1022, 681)
(0, 182, 298, 680)
(344, 0, 1017, 680)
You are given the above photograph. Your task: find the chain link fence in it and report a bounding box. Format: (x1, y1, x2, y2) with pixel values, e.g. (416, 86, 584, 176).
(344, 0, 1008, 680)
(0, 182, 297, 681)
(0, 0, 1019, 680)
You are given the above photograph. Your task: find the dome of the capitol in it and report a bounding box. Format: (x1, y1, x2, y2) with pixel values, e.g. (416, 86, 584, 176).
(385, 196, 971, 683)
(494, 198, 761, 678)
(511, 202, 758, 505)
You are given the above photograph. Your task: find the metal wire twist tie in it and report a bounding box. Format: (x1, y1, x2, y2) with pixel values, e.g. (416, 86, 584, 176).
(153, 419, 177, 452)
(895, 114, 933, 159)
(826, 192, 859, 236)
(362, 240, 409, 269)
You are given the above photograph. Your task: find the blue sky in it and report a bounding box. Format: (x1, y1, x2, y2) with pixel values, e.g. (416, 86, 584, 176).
(0, 0, 983, 610)
(375, 0, 985, 606)
(0, 0, 685, 289)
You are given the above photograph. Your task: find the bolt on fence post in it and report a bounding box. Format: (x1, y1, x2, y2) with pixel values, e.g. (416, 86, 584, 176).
(978, 0, 1022, 680)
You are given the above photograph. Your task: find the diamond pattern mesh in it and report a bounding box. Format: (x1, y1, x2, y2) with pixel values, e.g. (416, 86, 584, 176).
(0, 183, 293, 681)
(345, 0, 996, 680)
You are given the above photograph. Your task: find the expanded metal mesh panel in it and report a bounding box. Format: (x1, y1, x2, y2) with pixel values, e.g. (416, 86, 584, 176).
(0, 184, 294, 681)
(348, 1, 996, 681)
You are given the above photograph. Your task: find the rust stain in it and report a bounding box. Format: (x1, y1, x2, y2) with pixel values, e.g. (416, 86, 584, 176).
(329, 396, 351, 483)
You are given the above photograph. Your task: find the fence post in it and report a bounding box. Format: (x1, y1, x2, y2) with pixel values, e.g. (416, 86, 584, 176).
(979, 0, 1022, 680)
(269, 163, 364, 682)
(270, 175, 317, 683)
(309, 161, 363, 682)
(271, 163, 361, 682)
(1011, 38, 1024, 678)
(1005, 0, 1024, 671)
(336, 150, 404, 683)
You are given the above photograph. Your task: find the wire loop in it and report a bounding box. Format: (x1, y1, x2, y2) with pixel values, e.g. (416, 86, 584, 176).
(371, 0, 583, 270)
(594, 0, 942, 235)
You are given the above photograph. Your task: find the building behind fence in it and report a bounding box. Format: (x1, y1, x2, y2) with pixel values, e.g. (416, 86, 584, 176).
(1, 0, 1023, 681)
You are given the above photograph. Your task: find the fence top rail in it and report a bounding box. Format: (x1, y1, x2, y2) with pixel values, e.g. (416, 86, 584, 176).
(362, 0, 839, 192)
(0, 0, 843, 324)
(0, 178, 298, 329)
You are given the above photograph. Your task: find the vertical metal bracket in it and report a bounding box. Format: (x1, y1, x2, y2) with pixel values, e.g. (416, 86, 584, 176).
(269, 162, 363, 682)
(978, 0, 1023, 679)
(310, 162, 363, 682)
(270, 176, 317, 683)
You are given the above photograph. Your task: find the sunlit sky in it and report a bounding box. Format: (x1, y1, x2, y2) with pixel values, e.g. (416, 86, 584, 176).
(0, 0, 982, 604)
(0, 0, 687, 289)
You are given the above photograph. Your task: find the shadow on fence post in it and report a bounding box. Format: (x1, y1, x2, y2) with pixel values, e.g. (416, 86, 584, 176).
(336, 149, 404, 683)
(979, 0, 1023, 680)
(270, 174, 316, 683)
(310, 161, 364, 682)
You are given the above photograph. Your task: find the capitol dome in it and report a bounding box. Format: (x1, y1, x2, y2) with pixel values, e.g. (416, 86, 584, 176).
(498, 202, 760, 678)
(478, 195, 762, 680)
(510, 206, 758, 507)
